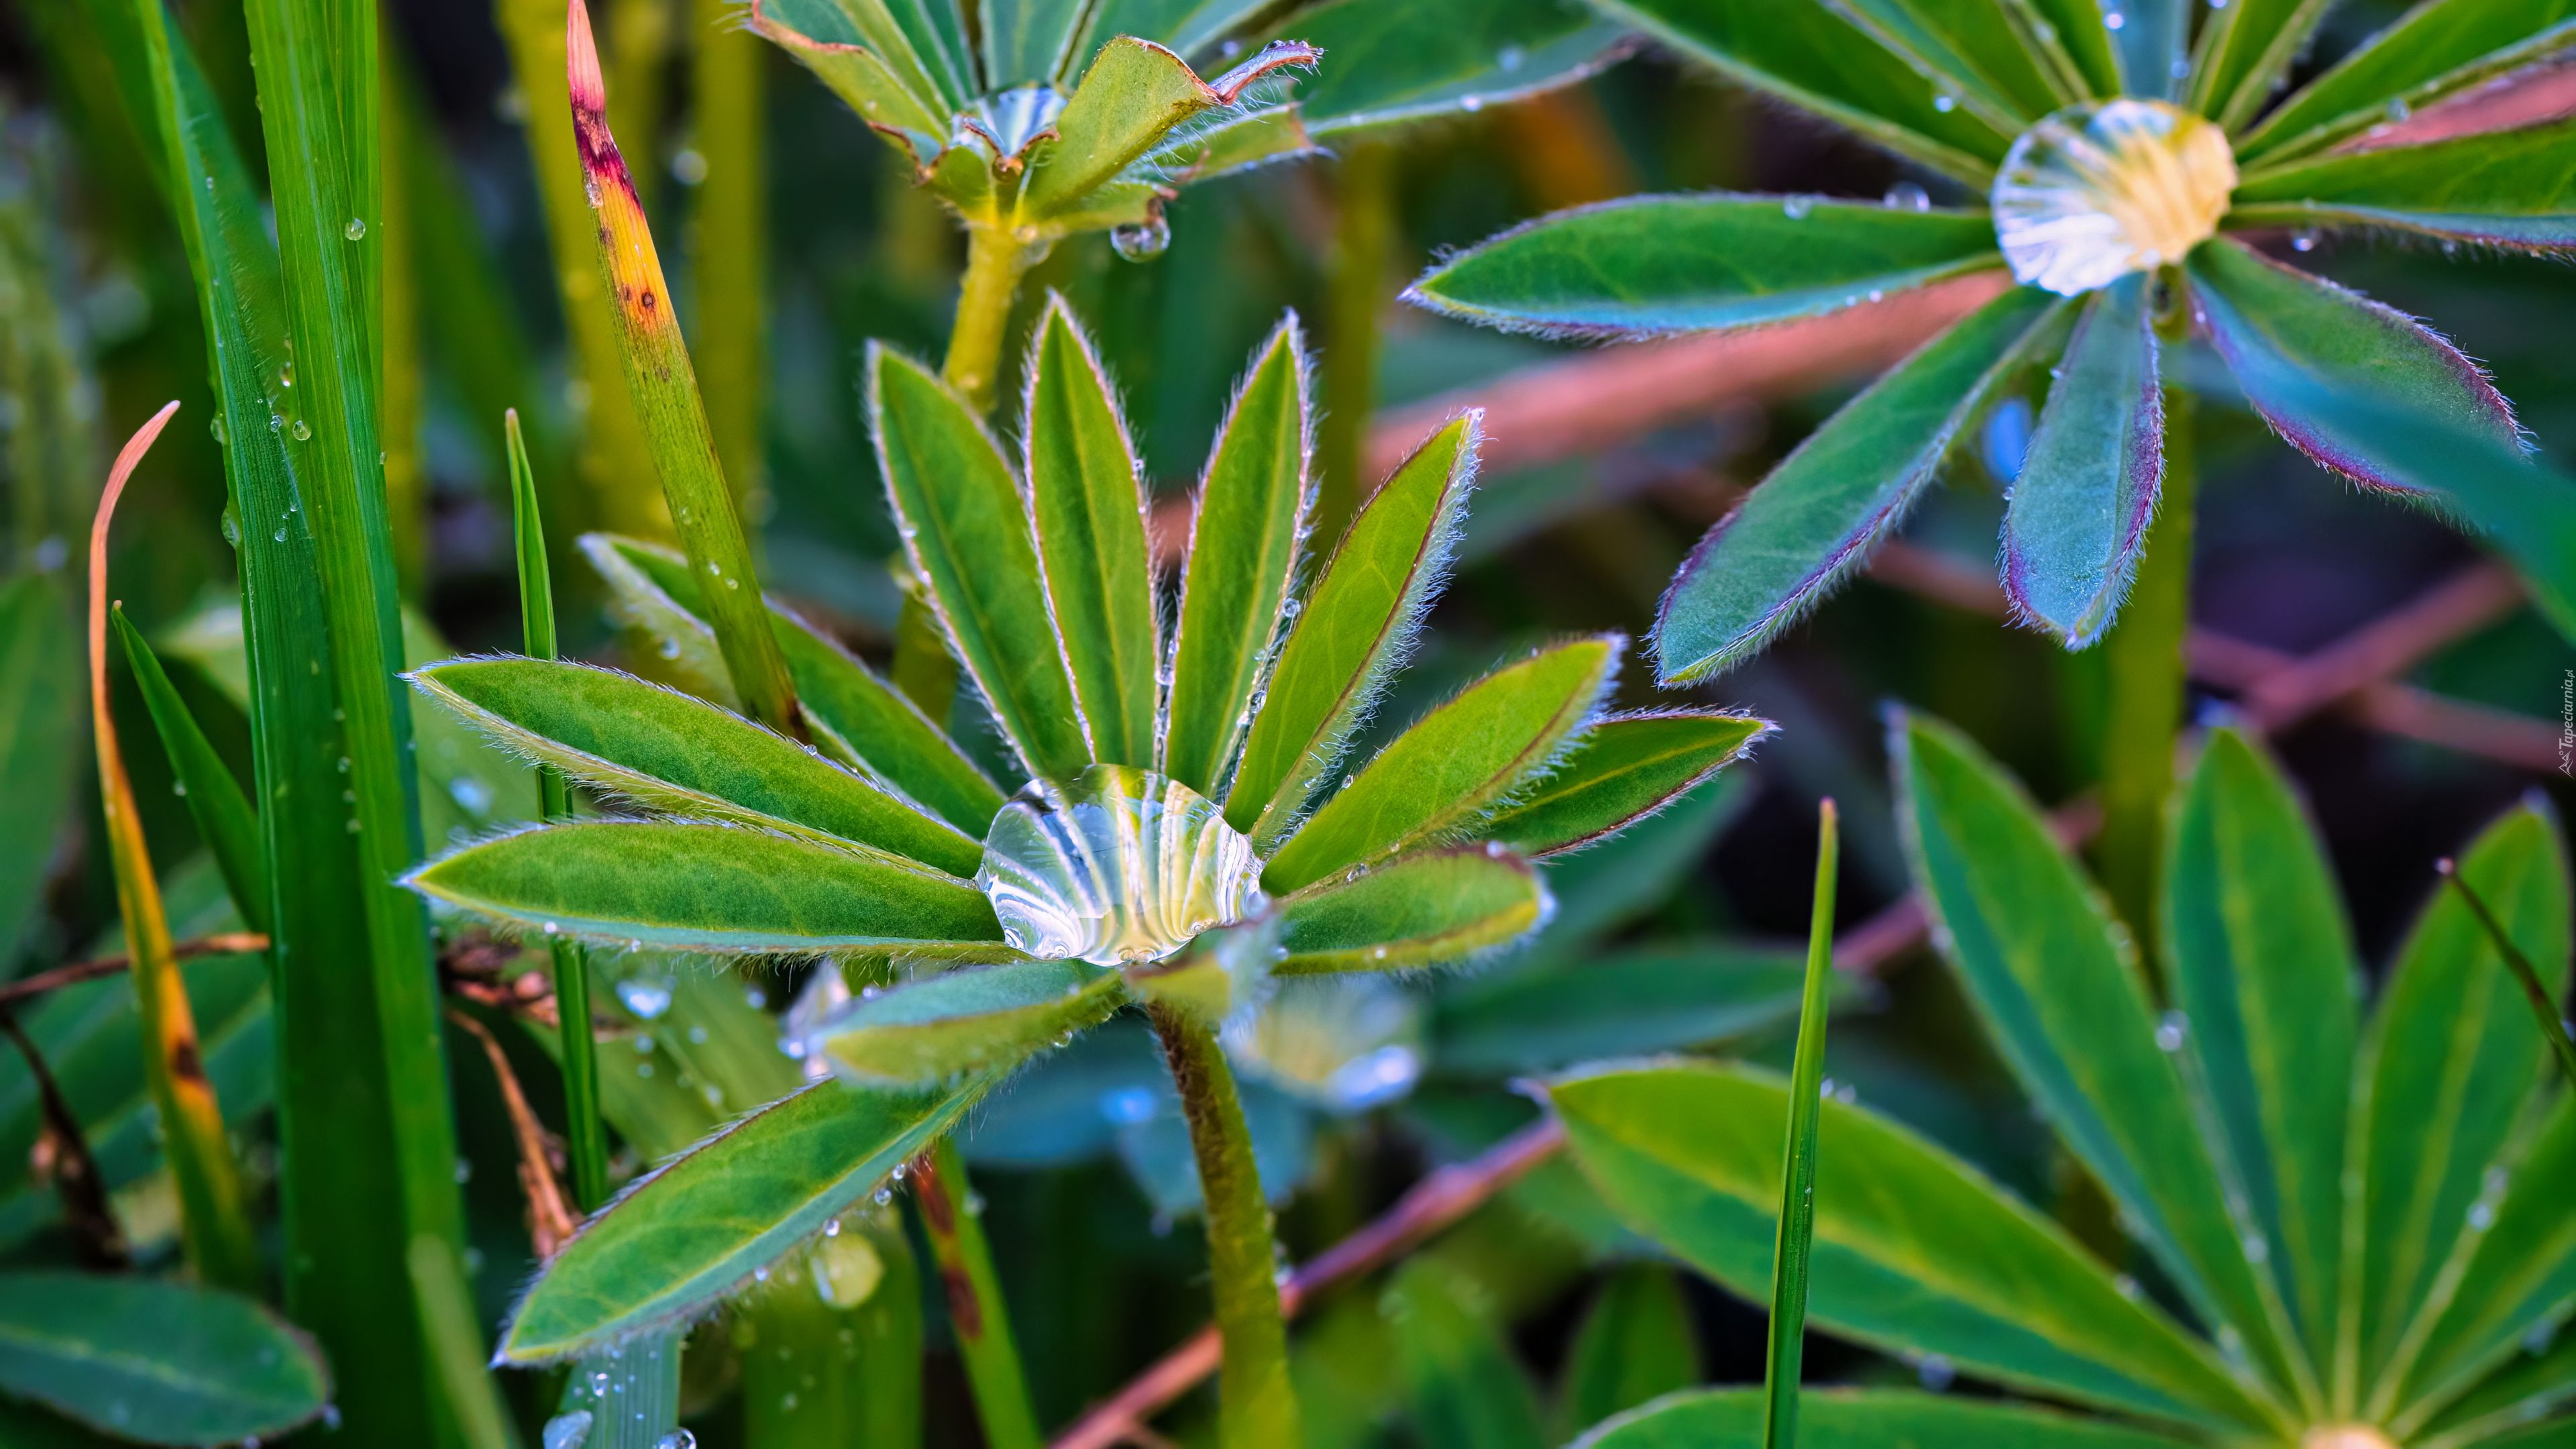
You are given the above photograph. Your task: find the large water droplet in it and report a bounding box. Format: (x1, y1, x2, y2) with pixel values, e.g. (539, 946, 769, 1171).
(1882, 180, 1931, 212)
(541, 1410, 594, 1449)
(1991, 99, 2236, 297)
(343, 217, 366, 240)
(977, 765, 1263, 966)
(1110, 216, 1171, 262)
(1224, 977, 1424, 1112)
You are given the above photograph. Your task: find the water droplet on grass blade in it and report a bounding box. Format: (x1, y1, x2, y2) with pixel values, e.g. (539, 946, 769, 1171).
(343, 218, 366, 239)
(543, 1411, 594, 1449)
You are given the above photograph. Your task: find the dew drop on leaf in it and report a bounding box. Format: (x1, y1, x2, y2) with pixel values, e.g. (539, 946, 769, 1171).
(1110, 216, 1171, 262)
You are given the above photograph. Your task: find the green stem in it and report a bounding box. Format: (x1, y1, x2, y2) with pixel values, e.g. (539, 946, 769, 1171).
(2094, 384, 2196, 966)
(508, 411, 608, 1210)
(942, 223, 1042, 415)
(1148, 1002, 1301, 1449)
(914, 1135, 1042, 1449)
(1762, 800, 1839, 1449)
(1315, 140, 1394, 547)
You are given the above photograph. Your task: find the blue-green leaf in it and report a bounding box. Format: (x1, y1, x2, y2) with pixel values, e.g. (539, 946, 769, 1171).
(2231, 118, 2576, 255)
(1576, 1387, 2198, 1448)
(1279, 846, 1548, 975)
(0, 1272, 329, 1445)
(2000, 271, 2162, 648)
(0, 577, 78, 965)
(807, 961, 1128, 1087)
(1274, 0, 1631, 136)
(2235, 1, 2576, 165)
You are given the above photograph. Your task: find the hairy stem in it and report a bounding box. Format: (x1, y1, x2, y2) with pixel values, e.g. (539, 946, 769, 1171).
(943, 223, 1043, 415)
(2094, 384, 2196, 964)
(1148, 1002, 1301, 1449)
(914, 1136, 1042, 1449)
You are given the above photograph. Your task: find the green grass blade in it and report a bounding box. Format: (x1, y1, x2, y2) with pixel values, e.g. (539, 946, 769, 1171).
(1548, 1061, 2277, 1432)
(407, 1236, 516, 1449)
(566, 0, 798, 736)
(0, 1272, 331, 1444)
(2162, 728, 2359, 1376)
(1653, 286, 2061, 684)
(411, 657, 982, 875)
(409, 820, 1008, 959)
(2234, 2, 2576, 165)
(1405, 196, 2001, 340)
(1477, 711, 1767, 858)
(500, 1073, 997, 1362)
(1894, 710, 2309, 1415)
(1263, 637, 1620, 892)
(806, 961, 1128, 1087)
(1227, 416, 1479, 849)
(1762, 798, 1839, 1449)
(1164, 315, 1312, 800)
(1277, 845, 1548, 975)
(1024, 297, 1158, 766)
(2232, 117, 2576, 254)
(0, 578, 79, 965)
(2349, 803, 2571, 1403)
(1999, 272, 2163, 648)
(737, 1208, 924, 1448)
(869, 345, 1091, 781)
(110, 607, 267, 936)
(1574, 1387, 2198, 1448)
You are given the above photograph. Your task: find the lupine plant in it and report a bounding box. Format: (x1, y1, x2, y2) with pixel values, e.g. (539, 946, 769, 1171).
(405, 298, 1765, 1446)
(1410, 0, 2576, 672)
(1554, 716, 2575, 1448)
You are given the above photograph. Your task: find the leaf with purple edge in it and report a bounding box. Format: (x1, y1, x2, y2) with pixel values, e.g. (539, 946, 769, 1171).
(2229, 117, 2576, 255)
(1477, 710, 1769, 858)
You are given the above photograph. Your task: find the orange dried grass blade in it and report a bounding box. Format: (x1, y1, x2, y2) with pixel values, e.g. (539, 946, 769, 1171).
(89, 400, 259, 1291)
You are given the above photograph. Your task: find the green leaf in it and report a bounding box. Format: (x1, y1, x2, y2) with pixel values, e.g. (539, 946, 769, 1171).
(749, 0, 961, 140)
(0, 1272, 329, 1444)
(1591, 0, 2015, 184)
(2186, 0, 2334, 129)
(2231, 117, 2576, 254)
(0, 577, 77, 965)
(2415, 1320, 2576, 1444)
(1574, 1387, 2200, 1448)
(1432, 941, 1808, 1077)
(1404, 196, 2002, 339)
(412, 656, 983, 876)
(2108, 0, 2188, 99)
(586, 533, 1007, 835)
(2161, 728, 2359, 1375)
(1226, 416, 1477, 849)
(1278, 845, 1548, 975)
(1894, 711, 2308, 1407)
(1024, 297, 1159, 767)
(1559, 1266, 1699, 1438)
(983, 0, 1095, 87)
(1163, 315, 1311, 800)
(2350, 802, 2570, 1397)
(1273, 0, 1631, 136)
(1533, 771, 1752, 951)
(2015, 0, 2122, 99)
(807, 960, 1128, 1086)
(1015, 37, 1317, 225)
(1478, 712, 1765, 859)
(111, 608, 268, 937)
(2235, 1, 2576, 165)
(1654, 286, 2060, 684)
(1828, 0, 2068, 122)
(2186, 237, 2521, 498)
(1385, 1258, 1550, 1449)
(1124, 912, 1283, 1029)
(869, 345, 1091, 782)
(501, 1073, 991, 1362)
(1548, 1061, 2277, 1431)
(2393, 1096, 2576, 1426)
(2000, 272, 2163, 648)
(408, 820, 1008, 959)
(1264, 637, 1619, 893)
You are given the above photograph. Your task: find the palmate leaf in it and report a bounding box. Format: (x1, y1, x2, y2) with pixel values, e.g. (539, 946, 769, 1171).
(2416, 1320, 2576, 1444)
(2107, 0, 2188, 100)
(2162, 729, 2360, 1373)
(2017, 0, 2121, 99)
(2349, 802, 2570, 1405)
(1277, 846, 1548, 975)
(1163, 315, 1311, 800)
(1226, 415, 1479, 850)
(585, 533, 1006, 835)
(1405, 196, 2001, 340)
(808, 960, 1129, 1086)
(2185, 0, 2332, 129)
(2186, 237, 2521, 498)
(870, 345, 1091, 780)
(1532, 767, 1752, 952)
(412, 657, 984, 876)
(749, 0, 964, 144)
(1575, 1387, 2198, 1448)
(1654, 286, 2061, 684)
(501, 1073, 993, 1362)
(984, 0, 1096, 88)
(408, 820, 1010, 959)
(2231, 118, 2576, 254)
(1016, 37, 1318, 223)
(2234, 0, 2576, 166)
(1894, 712, 2310, 1409)
(2000, 271, 2163, 648)
(1548, 1062, 2280, 1432)
(0, 577, 78, 965)
(1480, 711, 1766, 858)
(1024, 297, 1159, 767)
(1829, 0, 2070, 122)
(1263, 637, 1621, 893)
(1592, 0, 2012, 183)
(0, 1272, 330, 1444)
(1272, 0, 1630, 136)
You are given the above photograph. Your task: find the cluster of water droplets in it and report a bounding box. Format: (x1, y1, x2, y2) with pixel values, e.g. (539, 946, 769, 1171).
(1991, 99, 2237, 296)
(977, 765, 1265, 966)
